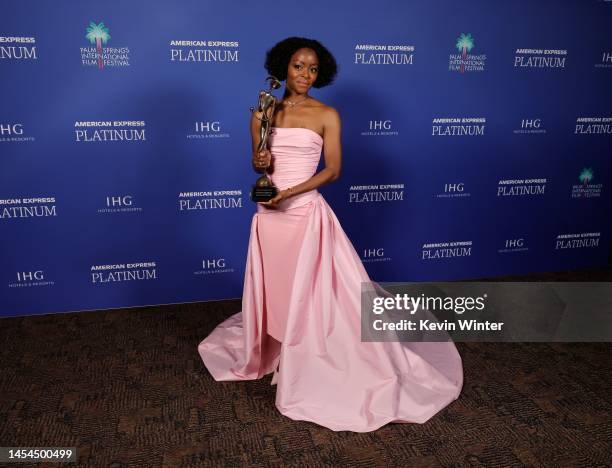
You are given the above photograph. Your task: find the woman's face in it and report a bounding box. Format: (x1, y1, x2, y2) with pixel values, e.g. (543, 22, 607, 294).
(286, 47, 319, 94)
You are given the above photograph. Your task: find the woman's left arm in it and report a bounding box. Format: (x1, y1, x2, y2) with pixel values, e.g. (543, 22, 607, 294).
(260, 108, 342, 206)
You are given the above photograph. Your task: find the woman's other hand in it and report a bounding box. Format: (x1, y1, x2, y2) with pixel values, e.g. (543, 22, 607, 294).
(258, 188, 292, 208)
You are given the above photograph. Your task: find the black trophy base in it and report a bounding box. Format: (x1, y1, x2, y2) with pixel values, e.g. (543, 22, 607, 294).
(250, 185, 278, 202)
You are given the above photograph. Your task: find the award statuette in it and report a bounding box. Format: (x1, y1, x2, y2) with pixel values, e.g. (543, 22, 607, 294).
(249, 76, 281, 202)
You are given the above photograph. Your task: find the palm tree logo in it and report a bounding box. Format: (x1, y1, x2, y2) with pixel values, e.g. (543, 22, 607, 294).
(455, 33, 474, 73)
(579, 168, 593, 186)
(86, 21, 111, 69)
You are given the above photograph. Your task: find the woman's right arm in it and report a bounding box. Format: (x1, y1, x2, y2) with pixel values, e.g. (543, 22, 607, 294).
(250, 111, 271, 173)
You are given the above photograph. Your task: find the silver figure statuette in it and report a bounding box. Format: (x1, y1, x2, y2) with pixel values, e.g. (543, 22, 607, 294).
(249, 75, 281, 202)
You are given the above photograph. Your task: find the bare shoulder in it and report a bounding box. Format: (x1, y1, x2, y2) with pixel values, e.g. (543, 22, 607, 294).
(319, 104, 341, 129)
(306, 97, 338, 121)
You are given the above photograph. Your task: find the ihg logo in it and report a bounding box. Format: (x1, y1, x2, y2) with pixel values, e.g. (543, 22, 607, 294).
(520, 119, 541, 129)
(16, 270, 44, 281)
(202, 258, 226, 269)
(0, 123, 24, 135)
(444, 183, 465, 193)
(106, 196, 133, 207)
(363, 248, 385, 258)
(195, 121, 221, 133)
(369, 120, 392, 130)
(505, 238, 525, 248)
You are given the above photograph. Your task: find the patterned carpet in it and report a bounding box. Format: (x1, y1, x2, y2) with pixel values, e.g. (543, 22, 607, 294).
(1, 267, 611, 467)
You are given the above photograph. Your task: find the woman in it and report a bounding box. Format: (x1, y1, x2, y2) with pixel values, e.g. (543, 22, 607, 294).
(198, 37, 463, 432)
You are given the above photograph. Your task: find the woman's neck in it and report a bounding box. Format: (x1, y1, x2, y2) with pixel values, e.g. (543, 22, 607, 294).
(283, 88, 308, 100)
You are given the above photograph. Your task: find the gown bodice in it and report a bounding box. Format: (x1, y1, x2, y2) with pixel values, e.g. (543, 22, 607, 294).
(256, 127, 323, 213)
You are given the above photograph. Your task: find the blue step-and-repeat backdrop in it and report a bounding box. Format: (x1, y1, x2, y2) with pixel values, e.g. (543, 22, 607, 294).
(1, 1, 611, 317)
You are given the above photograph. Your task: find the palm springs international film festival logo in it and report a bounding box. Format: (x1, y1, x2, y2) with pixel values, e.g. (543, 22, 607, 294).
(449, 33, 486, 73)
(80, 22, 130, 69)
(571, 168, 602, 198)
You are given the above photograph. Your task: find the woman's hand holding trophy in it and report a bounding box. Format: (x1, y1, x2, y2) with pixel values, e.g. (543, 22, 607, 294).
(252, 148, 272, 173)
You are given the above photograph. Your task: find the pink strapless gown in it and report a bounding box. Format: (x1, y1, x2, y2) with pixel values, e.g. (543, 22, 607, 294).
(198, 127, 463, 432)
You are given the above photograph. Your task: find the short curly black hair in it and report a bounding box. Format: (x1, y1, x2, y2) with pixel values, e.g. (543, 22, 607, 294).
(264, 37, 338, 88)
